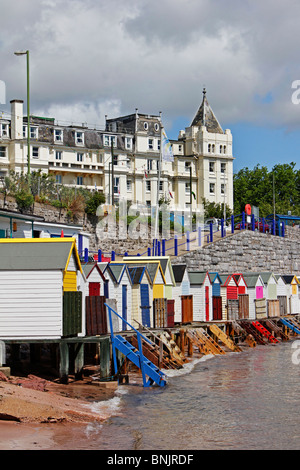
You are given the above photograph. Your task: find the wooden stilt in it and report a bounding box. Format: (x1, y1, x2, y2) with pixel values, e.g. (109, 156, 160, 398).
(59, 342, 69, 384)
(74, 343, 84, 380)
(100, 338, 111, 380)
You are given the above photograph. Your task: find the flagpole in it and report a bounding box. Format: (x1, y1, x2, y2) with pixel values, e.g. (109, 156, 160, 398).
(154, 126, 163, 240)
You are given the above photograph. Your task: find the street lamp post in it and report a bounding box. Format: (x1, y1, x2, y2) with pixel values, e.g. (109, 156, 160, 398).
(14, 50, 30, 178)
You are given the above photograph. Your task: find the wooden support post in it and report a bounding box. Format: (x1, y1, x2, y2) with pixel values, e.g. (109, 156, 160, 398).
(100, 338, 111, 380)
(180, 329, 185, 355)
(188, 338, 193, 357)
(59, 342, 69, 384)
(74, 343, 84, 380)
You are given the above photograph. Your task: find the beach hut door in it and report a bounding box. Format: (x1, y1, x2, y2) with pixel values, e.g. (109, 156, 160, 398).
(205, 286, 210, 321)
(140, 284, 151, 327)
(89, 282, 100, 296)
(122, 285, 127, 331)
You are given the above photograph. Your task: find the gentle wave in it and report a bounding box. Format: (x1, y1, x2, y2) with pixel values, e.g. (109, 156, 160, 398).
(163, 354, 215, 378)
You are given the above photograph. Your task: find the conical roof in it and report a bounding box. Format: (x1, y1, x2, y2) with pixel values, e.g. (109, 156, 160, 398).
(191, 88, 224, 134)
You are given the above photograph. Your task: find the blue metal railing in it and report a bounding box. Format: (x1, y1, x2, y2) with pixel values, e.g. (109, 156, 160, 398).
(79, 211, 285, 262)
(105, 302, 163, 387)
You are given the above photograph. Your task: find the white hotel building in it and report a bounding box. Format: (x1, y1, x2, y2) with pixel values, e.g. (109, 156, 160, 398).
(0, 89, 234, 219)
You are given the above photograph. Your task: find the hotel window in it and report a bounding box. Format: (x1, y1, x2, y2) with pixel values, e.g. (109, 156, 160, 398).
(221, 162, 226, 173)
(55, 150, 62, 160)
(144, 122, 148, 130)
(146, 180, 151, 192)
(127, 179, 132, 191)
(157, 139, 161, 151)
(54, 129, 63, 142)
(113, 154, 118, 166)
(185, 162, 190, 172)
(75, 131, 84, 145)
(209, 183, 215, 194)
(77, 176, 83, 185)
(0, 146, 6, 158)
(154, 123, 159, 132)
(223, 146, 226, 154)
(113, 177, 119, 194)
(77, 153, 84, 162)
(56, 174, 62, 184)
(147, 159, 153, 171)
(32, 147, 39, 158)
(0, 123, 9, 137)
(221, 183, 225, 194)
(208, 143, 211, 153)
(125, 137, 132, 150)
(185, 182, 190, 194)
(148, 138, 154, 150)
(159, 180, 163, 191)
(30, 127, 38, 139)
(23, 125, 38, 139)
(209, 161, 215, 172)
(104, 135, 117, 148)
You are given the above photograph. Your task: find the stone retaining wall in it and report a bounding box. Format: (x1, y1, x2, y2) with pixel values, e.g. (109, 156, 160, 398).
(172, 230, 300, 275)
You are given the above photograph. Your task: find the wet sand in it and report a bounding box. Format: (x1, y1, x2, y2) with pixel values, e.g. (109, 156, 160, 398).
(0, 374, 121, 450)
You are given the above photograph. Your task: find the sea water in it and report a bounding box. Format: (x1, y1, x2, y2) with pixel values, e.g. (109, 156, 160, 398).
(78, 340, 300, 451)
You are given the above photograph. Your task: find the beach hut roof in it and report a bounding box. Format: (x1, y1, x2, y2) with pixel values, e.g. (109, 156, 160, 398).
(172, 264, 187, 283)
(281, 274, 299, 285)
(121, 256, 174, 285)
(188, 271, 209, 285)
(218, 274, 238, 287)
(242, 273, 264, 288)
(0, 238, 82, 273)
(82, 262, 106, 281)
(251, 272, 277, 284)
(208, 272, 222, 284)
(127, 265, 151, 284)
(104, 263, 130, 284)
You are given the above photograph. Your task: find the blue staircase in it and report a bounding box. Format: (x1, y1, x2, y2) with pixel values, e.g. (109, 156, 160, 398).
(280, 318, 300, 335)
(105, 303, 167, 388)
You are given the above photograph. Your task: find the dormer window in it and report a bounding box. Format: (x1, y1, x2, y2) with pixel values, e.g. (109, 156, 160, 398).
(75, 131, 84, 145)
(54, 129, 63, 142)
(0, 123, 9, 138)
(23, 125, 38, 139)
(144, 122, 149, 130)
(104, 134, 117, 148)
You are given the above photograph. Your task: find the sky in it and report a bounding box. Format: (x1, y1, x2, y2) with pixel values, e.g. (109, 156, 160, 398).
(1, 0, 300, 173)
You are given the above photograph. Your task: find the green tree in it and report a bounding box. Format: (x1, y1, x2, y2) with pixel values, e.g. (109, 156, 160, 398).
(233, 162, 300, 217)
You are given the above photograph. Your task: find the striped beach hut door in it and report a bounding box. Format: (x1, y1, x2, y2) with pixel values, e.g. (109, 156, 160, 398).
(122, 284, 127, 331)
(140, 283, 151, 327)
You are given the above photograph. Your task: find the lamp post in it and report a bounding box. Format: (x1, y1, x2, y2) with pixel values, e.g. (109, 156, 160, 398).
(14, 50, 30, 179)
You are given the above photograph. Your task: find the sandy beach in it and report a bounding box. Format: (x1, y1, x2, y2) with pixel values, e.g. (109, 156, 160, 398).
(0, 372, 122, 450)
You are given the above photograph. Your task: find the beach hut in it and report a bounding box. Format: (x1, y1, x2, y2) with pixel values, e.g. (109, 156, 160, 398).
(257, 272, 278, 300)
(242, 273, 265, 320)
(275, 274, 288, 315)
(219, 274, 239, 320)
(208, 272, 223, 320)
(103, 263, 133, 330)
(172, 264, 191, 323)
(80, 262, 108, 297)
(0, 238, 83, 340)
(232, 273, 248, 295)
(281, 275, 300, 314)
(123, 256, 175, 300)
(188, 271, 212, 322)
(127, 265, 153, 328)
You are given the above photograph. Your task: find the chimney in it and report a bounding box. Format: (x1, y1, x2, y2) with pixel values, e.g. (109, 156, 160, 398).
(10, 100, 23, 140)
